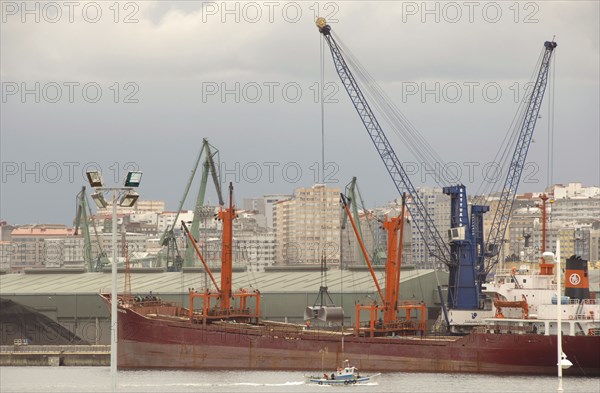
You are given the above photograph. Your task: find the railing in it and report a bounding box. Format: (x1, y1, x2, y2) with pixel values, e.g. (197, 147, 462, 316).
(495, 268, 540, 276)
(1, 345, 110, 353)
(575, 313, 596, 320)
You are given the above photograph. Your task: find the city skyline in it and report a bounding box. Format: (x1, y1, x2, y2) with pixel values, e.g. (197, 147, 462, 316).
(2, 181, 598, 273)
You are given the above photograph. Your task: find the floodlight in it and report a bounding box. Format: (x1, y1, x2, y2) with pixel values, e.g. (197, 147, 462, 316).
(86, 171, 104, 188)
(91, 192, 108, 208)
(124, 171, 143, 187)
(119, 191, 139, 207)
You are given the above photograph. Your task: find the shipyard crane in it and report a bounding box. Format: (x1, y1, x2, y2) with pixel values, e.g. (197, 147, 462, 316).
(160, 138, 224, 271)
(317, 18, 479, 310)
(316, 18, 557, 314)
(316, 18, 450, 267)
(184, 140, 224, 268)
(341, 177, 386, 266)
(481, 41, 557, 283)
(74, 186, 109, 272)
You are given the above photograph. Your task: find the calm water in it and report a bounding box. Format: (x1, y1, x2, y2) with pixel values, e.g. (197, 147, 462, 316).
(1, 367, 599, 393)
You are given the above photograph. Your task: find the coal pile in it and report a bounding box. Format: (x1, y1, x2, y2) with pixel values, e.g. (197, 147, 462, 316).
(0, 298, 88, 345)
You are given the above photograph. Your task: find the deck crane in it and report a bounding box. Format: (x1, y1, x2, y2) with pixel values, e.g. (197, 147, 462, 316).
(74, 186, 109, 272)
(316, 18, 556, 315)
(160, 138, 224, 271)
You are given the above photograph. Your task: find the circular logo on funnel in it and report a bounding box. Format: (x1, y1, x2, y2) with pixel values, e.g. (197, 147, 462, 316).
(569, 273, 581, 286)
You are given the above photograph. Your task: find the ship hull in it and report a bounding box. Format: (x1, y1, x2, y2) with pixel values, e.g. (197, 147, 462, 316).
(116, 306, 600, 376)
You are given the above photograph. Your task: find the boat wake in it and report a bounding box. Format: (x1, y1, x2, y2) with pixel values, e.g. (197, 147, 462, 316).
(230, 382, 305, 386)
(121, 381, 306, 388)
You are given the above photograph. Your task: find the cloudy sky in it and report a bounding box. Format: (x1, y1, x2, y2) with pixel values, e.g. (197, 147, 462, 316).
(1, 1, 599, 225)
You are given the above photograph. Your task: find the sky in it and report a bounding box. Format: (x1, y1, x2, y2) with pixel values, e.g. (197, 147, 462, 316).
(1, 1, 599, 225)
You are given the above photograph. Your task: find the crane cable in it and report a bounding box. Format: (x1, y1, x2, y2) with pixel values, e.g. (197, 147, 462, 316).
(472, 47, 547, 207)
(333, 33, 450, 187)
(319, 32, 328, 293)
(547, 50, 556, 190)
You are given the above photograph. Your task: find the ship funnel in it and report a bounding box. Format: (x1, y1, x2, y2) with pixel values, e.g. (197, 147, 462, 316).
(564, 255, 590, 301)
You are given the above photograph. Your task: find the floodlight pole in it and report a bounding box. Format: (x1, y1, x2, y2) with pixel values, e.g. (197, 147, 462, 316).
(110, 189, 118, 392)
(86, 170, 140, 393)
(97, 186, 133, 392)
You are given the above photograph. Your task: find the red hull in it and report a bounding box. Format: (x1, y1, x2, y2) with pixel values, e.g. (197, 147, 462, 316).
(116, 306, 600, 376)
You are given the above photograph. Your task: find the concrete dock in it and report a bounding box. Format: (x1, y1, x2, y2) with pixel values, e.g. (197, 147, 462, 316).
(0, 345, 110, 366)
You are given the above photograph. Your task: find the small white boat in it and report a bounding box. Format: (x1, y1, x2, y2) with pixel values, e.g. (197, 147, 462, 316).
(306, 360, 378, 385)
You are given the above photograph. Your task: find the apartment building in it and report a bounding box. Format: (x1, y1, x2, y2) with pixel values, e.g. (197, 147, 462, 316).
(273, 184, 341, 266)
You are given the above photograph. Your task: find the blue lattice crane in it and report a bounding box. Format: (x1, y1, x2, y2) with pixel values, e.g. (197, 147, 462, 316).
(482, 41, 558, 283)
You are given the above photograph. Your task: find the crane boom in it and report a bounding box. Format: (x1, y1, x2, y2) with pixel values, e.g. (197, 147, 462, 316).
(184, 139, 224, 267)
(161, 138, 224, 271)
(317, 18, 450, 266)
(75, 187, 94, 271)
(483, 41, 557, 277)
(75, 186, 109, 271)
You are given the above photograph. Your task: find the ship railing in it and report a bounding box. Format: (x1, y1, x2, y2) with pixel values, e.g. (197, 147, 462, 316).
(583, 299, 599, 305)
(475, 324, 537, 335)
(494, 268, 539, 276)
(208, 307, 252, 317)
(587, 328, 600, 336)
(575, 313, 598, 320)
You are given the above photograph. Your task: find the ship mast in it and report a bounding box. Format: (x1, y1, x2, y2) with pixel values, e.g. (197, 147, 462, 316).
(538, 193, 554, 275)
(218, 182, 235, 310)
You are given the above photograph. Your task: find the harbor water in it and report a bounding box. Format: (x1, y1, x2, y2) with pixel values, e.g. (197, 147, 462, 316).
(1, 367, 599, 393)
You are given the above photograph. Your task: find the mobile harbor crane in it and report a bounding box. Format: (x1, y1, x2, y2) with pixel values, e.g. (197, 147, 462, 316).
(316, 18, 556, 329)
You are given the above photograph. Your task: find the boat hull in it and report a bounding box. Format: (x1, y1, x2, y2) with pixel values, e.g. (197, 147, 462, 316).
(307, 377, 371, 385)
(116, 306, 600, 376)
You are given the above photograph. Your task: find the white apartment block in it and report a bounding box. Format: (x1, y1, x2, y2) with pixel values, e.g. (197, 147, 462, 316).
(406, 188, 450, 269)
(550, 183, 600, 200)
(134, 200, 166, 212)
(244, 194, 293, 229)
(340, 206, 411, 268)
(274, 184, 341, 266)
(157, 211, 195, 233)
(9, 225, 78, 271)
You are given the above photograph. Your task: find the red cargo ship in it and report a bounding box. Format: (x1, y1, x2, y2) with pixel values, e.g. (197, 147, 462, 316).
(104, 294, 599, 376)
(102, 185, 600, 376)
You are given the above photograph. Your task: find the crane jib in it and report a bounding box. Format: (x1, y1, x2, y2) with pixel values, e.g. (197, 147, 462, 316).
(318, 21, 451, 267)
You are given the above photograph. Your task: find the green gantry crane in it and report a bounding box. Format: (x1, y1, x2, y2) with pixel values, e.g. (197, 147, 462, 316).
(160, 138, 224, 271)
(74, 186, 109, 272)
